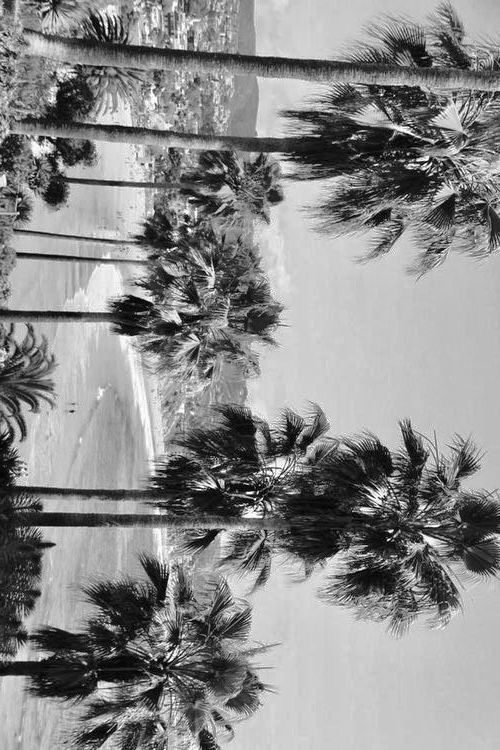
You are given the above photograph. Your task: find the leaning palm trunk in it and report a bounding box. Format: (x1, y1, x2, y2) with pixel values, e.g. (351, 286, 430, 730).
(16, 251, 147, 265)
(11, 119, 308, 154)
(0, 310, 114, 323)
(22, 30, 500, 92)
(16, 512, 288, 530)
(63, 176, 200, 191)
(14, 228, 138, 247)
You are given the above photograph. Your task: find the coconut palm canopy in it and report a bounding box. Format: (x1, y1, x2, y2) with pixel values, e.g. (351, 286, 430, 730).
(283, 2, 500, 274)
(182, 151, 284, 226)
(110, 216, 283, 385)
(9, 556, 271, 750)
(150, 403, 500, 635)
(0, 323, 56, 441)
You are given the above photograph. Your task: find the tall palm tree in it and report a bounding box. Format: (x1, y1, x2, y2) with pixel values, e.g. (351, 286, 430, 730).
(0, 323, 56, 441)
(61, 151, 284, 225)
(0, 557, 271, 750)
(20, 25, 500, 92)
(4, 403, 500, 632)
(149, 404, 500, 634)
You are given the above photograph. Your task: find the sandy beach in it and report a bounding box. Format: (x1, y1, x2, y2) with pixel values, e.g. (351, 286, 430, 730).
(0, 123, 171, 747)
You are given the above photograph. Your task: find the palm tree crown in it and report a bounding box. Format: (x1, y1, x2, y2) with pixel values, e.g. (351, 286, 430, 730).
(0, 324, 56, 441)
(283, 3, 500, 273)
(181, 151, 284, 226)
(111, 217, 283, 386)
(75, 10, 145, 116)
(151, 404, 500, 634)
(11, 556, 271, 750)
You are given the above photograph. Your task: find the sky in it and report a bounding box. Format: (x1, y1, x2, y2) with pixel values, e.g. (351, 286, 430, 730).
(231, 1, 500, 748)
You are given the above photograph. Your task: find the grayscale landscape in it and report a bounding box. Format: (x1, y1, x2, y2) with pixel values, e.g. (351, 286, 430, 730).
(1, 0, 500, 748)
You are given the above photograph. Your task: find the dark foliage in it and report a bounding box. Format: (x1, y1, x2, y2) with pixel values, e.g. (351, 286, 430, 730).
(282, 3, 500, 272)
(13, 559, 270, 748)
(152, 404, 500, 633)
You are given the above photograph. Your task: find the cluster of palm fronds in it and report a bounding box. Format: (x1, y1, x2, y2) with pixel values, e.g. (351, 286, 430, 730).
(0, 433, 52, 657)
(182, 152, 284, 227)
(109, 215, 283, 389)
(150, 403, 500, 635)
(75, 10, 145, 116)
(35, 5, 143, 115)
(0, 522, 50, 657)
(284, 2, 500, 273)
(23, 556, 270, 749)
(38, 0, 91, 33)
(0, 323, 56, 441)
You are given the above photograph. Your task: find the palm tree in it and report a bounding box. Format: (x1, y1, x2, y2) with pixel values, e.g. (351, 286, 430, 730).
(4, 404, 500, 633)
(0, 433, 53, 658)
(3, 402, 500, 632)
(0, 323, 56, 441)
(61, 152, 284, 226)
(20, 25, 500, 92)
(148, 404, 500, 634)
(181, 152, 284, 225)
(0, 557, 271, 749)
(2, 223, 283, 383)
(129, 219, 283, 383)
(281, 5, 500, 271)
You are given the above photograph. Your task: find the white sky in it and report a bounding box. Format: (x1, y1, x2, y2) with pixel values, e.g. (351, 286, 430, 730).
(234, 2, 500, 748)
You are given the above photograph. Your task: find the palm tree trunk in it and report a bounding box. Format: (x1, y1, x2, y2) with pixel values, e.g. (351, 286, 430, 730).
(14, 229, 138, 246)
(0, 660, 49, 677)
(11, 119, 310, 154)
(16, 251, 148, 265)
(22, 30, 500, 92)
(0, 310, 114, 323)
(17, 512, 289, 530)
(63, 176, 199, 191)
(12, 486, 161, 501)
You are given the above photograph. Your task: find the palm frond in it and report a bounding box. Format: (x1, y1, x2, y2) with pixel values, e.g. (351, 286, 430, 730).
(461, 537, 500, 577)
(138, 554, 170, 604)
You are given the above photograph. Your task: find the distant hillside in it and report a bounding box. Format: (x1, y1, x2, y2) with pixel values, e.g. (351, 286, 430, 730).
(228, 0, 259, 137)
